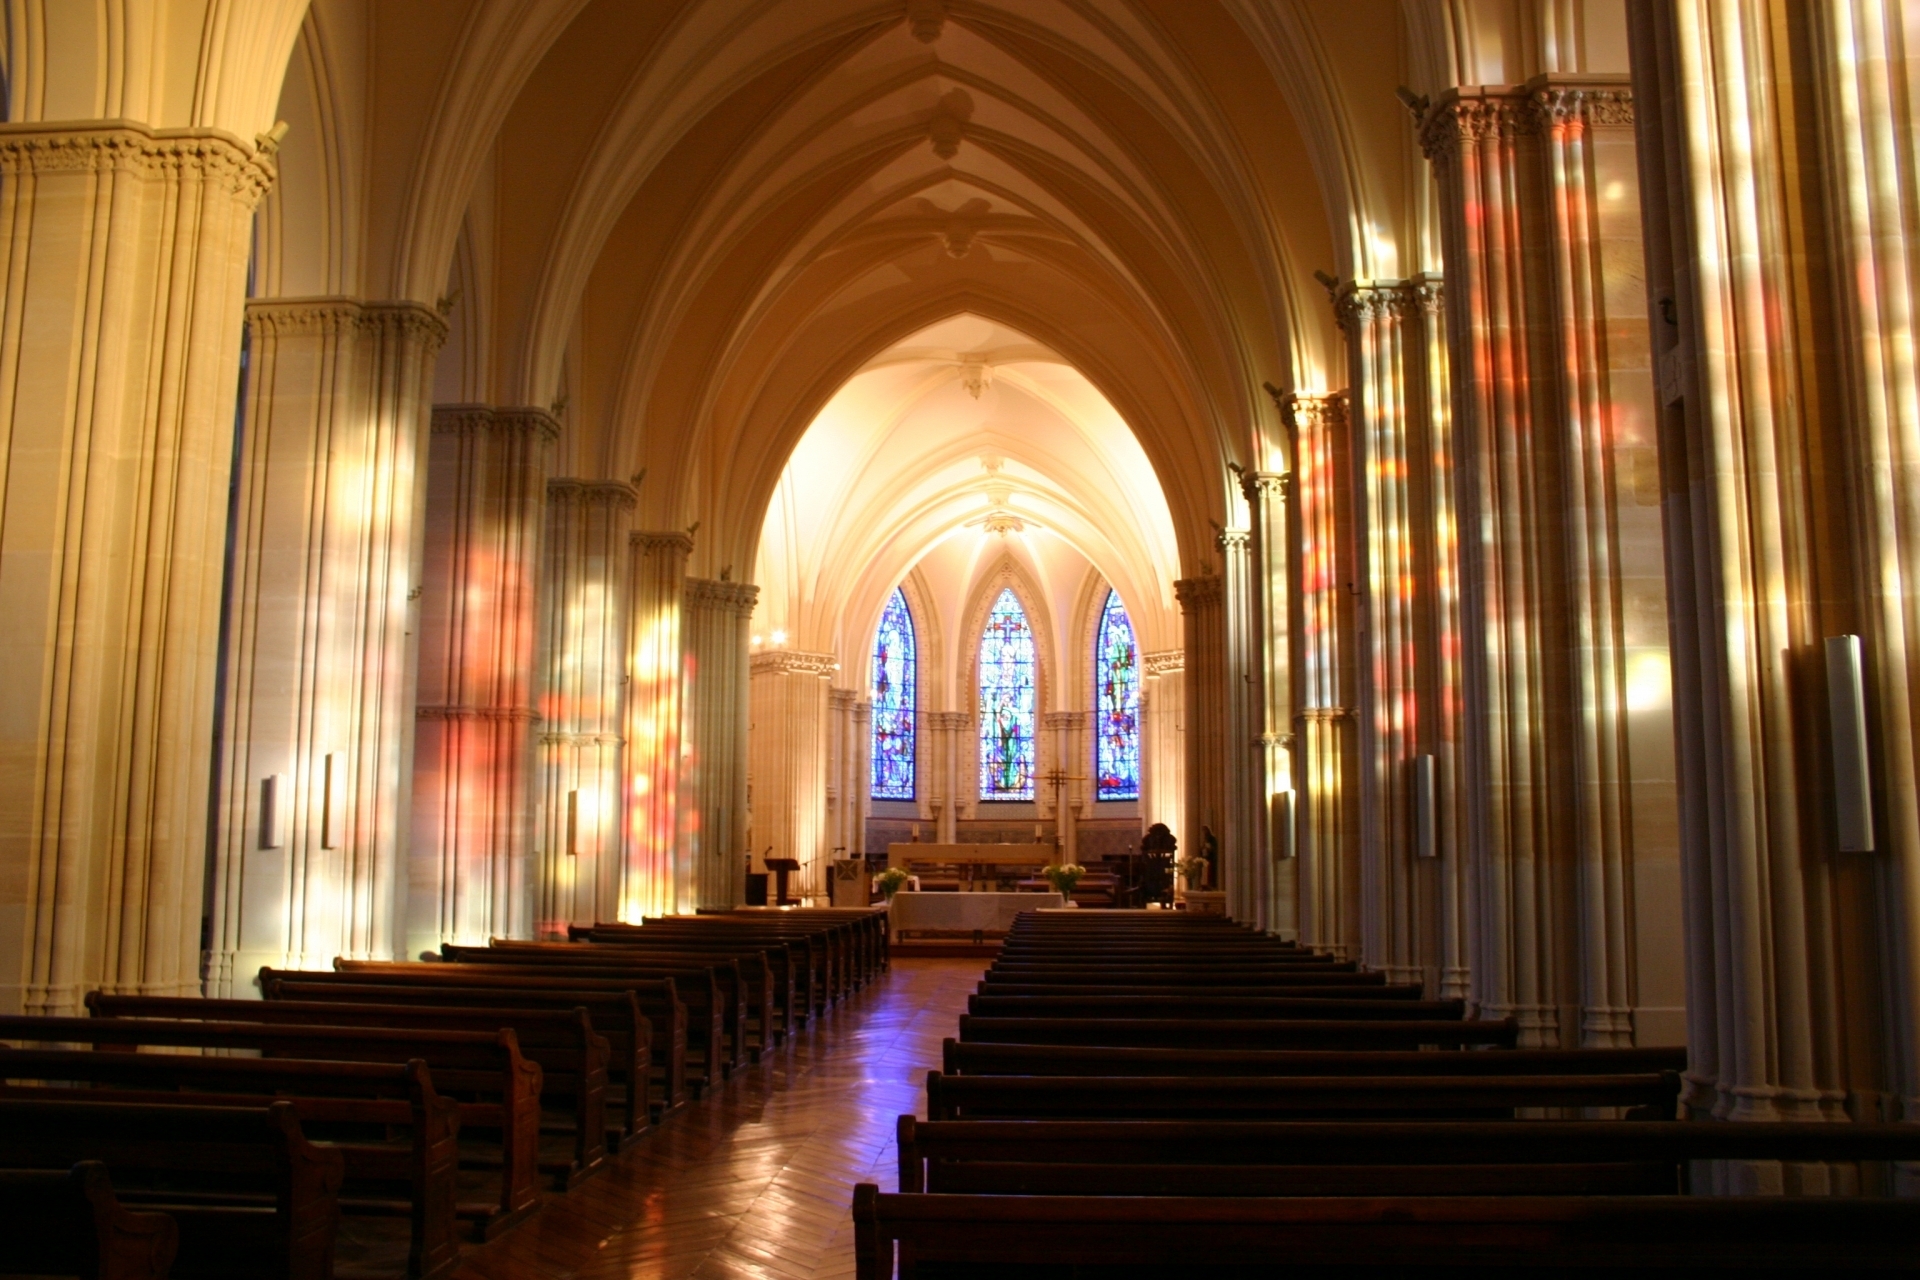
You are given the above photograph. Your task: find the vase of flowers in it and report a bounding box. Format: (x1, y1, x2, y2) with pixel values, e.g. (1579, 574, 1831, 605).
(1042, 863, 1085, 903)
(873, 866, 910, 902)
(1174, 856, 1209, 890)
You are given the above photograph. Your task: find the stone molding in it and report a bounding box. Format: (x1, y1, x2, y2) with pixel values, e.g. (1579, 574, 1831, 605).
(548, 478, 638, 509)
(1215, 527, 1250, 553)
(1295, 706, 1354, 721)
(1042, 711, 1087, 730)
(684, 577, 759, 615)
(431, 403, 561, 442)
(247, 297, 449, 351)
(1143, 649, 1185, 676)
(1419, 80, 1634, 160)
(417, 704, 542, 722)
(632, 529, 694, 556)
(1174, 575, 1223, 610)
(1283, 390, 1349, 432)
(924, 711, 972, 730)
(829, 687, 856, 709)
(538, 731, 623, 748)
(751, 649, 838, 677)
(1239, 470, 1288, 503)
(0, 120, 274, 203)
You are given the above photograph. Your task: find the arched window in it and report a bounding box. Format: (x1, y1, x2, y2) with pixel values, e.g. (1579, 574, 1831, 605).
(870, 587, 916, 800)
(978, 587, 1038, 800)
(1094, 589, 1141, 800)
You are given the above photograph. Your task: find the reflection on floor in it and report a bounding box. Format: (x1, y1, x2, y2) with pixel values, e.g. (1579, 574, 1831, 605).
(451, 958, 982, 1280)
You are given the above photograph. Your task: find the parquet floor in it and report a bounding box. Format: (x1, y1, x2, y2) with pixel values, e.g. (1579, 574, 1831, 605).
(451, 958, 982, 1280)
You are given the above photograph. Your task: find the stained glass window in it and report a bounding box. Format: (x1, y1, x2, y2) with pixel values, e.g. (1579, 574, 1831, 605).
(870, 587, 916, 800)
(978, 587, 1038, 800)
(1094, 589, 1141, 800)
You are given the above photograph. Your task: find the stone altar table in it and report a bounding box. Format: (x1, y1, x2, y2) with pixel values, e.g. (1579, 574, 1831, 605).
(888, 890, 1062, 940)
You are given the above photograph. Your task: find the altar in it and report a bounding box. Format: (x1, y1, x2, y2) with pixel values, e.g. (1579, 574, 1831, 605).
(888, 889, 1063, 941)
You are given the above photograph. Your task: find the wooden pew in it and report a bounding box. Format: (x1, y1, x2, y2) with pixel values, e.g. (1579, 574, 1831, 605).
(0, 1048, 462, 1280)
(334, 955, 721, 1097)
(965, 994, 1458, 1020)
(0, 1098, 344, 1280)
(852, 1185, 1920, 1278)
(977, 971, 1391, 989)
(570, 931, 806, 1039)
(261, 972, 672, 1133)
(0, 1161, 178, 1280)
(87, 993, 608, 1193)
(894, 1116, 1920, 1198)
(941, 1039, 1689, 1079)
(1, 1014, 543, 1239)
(957, 1014, 1519, 1050)
(461, 940, 775, 1063)
(641, 917, 844, 1010)
(923, 1069, 1683, 1121)
(713, 906, 891, 981)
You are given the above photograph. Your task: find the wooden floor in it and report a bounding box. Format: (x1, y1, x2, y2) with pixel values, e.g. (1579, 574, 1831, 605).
(451, 957, 981, 1280)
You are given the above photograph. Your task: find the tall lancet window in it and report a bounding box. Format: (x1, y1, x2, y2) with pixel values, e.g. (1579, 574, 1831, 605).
(870, 587, 917, 800)
(1094, 589, 1141, 800)
(979, 587, 1038, 800)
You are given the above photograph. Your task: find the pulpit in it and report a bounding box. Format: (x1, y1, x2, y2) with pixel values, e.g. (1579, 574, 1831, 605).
(764, 857, 804, 906)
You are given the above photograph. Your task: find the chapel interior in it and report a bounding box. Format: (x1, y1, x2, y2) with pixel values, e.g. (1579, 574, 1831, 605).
(1, 0, 1919, 1276)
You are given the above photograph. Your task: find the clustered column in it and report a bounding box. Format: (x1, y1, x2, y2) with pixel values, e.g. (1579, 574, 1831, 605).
(1175, 575, 1227, 885)
(1141, 652, 1187, 843)
(208, 299, 445, 990)
(1286, 393, 1361, 962)
(624, 532, 692, 919)
(748, 650, 837, 896)
(1244, 471, 1295, 937)
(682, 579, 758, 909)
(0, 125, 272, 1014)
(534, 481, 635, 936)
(408, 406, 557, 951)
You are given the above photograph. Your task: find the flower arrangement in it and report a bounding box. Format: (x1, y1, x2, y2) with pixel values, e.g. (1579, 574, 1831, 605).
(873, 867, 910, 900)
(1042, 863, 1086, 899)
(1174, 856, 1209, 889)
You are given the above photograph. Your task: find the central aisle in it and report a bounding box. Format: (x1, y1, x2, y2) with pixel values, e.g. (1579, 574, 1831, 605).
(452, 958, 983, 1280)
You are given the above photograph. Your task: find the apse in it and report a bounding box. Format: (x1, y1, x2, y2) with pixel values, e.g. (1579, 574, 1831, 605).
(746, 315, 1185, 897)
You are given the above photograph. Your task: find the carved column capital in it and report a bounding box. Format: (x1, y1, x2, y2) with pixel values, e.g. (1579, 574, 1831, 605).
(750, 649, 838, 678)
(1143, 649, 1185, 676)
(1174, 575, 1224, 611)
(431, 403, 561, 442)
(684, 577, 760, 615)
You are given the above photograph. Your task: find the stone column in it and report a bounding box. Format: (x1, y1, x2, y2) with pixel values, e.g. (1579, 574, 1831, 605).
(1176, 576, 1226, 889)
(1244, 472, 1296, 937)
(1218, 530, 1261, 926)
(1421, 76, 1676, 1046)
(624, 532, 692, 919)
(1340, 282, 1434, 985)
(827, 688, 854, 858)
(853, 699, 874, 851)
(927, 712, 970, 843)
(1044, 712, 1086, 865)
(0, 124, 271, 1014)
(748, 649, 836, 897)
(208, 299, 445, 991)
(534, 480, 634, 937)
(1629, 0, 1914, 1137)
(1142, 652, 1187, 843)
(408, 406, 556, 952)
(1286, 394, 1361, 960)
(683, 578, 758, 909)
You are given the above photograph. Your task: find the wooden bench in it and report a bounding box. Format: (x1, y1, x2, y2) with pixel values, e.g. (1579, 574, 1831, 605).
(977, 971, 1392, 989)
(0, 1161, 177, 1280)
(956, 1014, 1520, 1050)
(941, 1039, 1689, 1079)
(569, 932, 806, 1040)
(965, 994, 1458, 1021)
(643, 917, 846, 1010)
(853, 1185, 1920, 1278)
(0, 1047, 461, 1280)
(261, 971, 672, 1132)
(895, 1116, 1920, 1197)
(334, 955, 721, 1097)
(923, 1069, 1683, 1121)
(1, 1013, 543, 1240)
(88, 993, 607, 1194)
(0, 1098, 343, 1280)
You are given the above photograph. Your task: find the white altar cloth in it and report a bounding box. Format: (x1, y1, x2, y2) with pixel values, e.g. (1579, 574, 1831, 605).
(889, 890, 1061, 938)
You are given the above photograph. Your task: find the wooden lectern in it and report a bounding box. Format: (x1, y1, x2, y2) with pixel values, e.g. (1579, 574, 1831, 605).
(764, 857, 804, 906)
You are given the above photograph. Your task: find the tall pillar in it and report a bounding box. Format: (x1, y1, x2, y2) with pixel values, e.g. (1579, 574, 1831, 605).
(853, 699, 874, 851)
(1217, 530, 1261, 926)
(1287, 394, 1361, 961)
(748, 649, 835, 897)
(827, 688, 854, 858)
(408, 406, 555, 951)
(1630, 0, 1916, 1137)
(1176, 576, 1226, 889)
(624, 532, 691, 919)
(684, 578, 757, 909)
(208, 299, 445, 991)
(928, 712, 969, 842)
(1245, 472, 1296, 938)
(1421, 74, 1677, 1046)
(534, 480, 634, 936)
(1044, 712, 1086, 864)
(0, 124, 272, 1014)
(1142, 652, 1187, 844)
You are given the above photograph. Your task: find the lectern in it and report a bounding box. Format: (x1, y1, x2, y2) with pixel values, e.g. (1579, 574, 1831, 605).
(764, 857, 804, 906)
